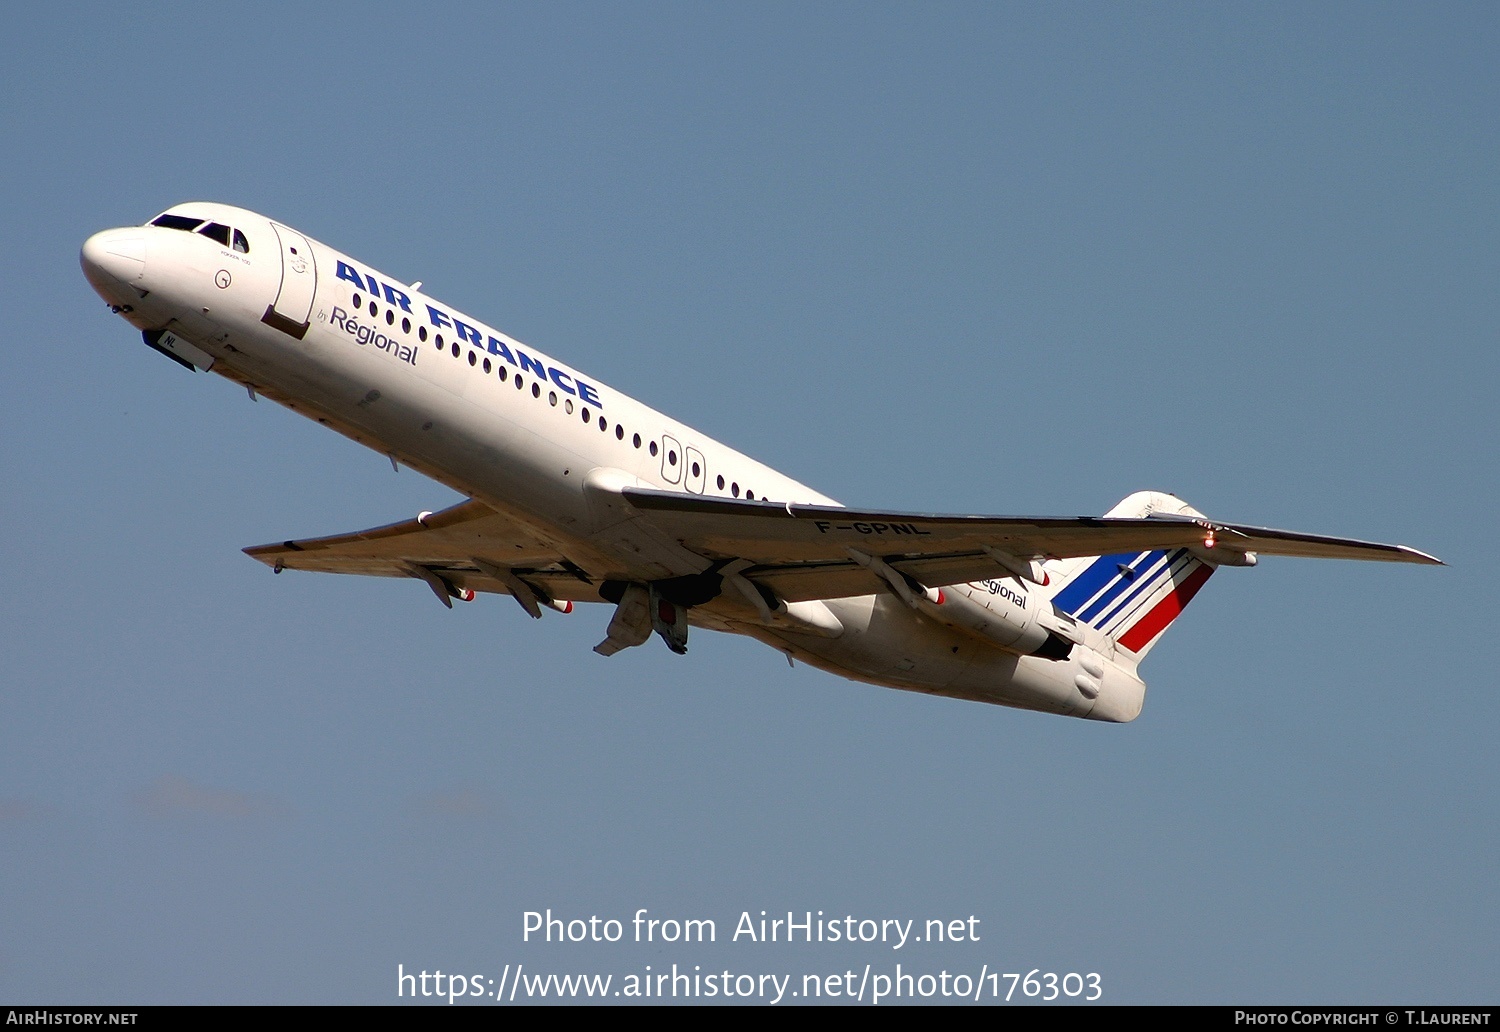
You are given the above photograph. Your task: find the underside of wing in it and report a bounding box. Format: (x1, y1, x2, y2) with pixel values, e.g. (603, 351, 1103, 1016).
(243, 499, 599, 607)
(620, 488, 1442, 603)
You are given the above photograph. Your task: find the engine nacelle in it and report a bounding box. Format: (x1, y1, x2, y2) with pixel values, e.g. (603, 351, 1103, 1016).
(843, 549, 1073, 660)
(914, 580, 1072, 660)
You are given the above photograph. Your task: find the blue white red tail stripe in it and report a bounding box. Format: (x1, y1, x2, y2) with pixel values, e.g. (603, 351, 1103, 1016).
(1077, 549, 1179, 625)
(1093, 549, 1193, 629)
(1117, 563, 1215, 653)
(1047, 540, 1215, 659)
(1050, 551, 1148, 617)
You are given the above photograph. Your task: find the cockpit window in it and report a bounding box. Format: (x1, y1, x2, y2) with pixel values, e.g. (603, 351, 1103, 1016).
(151, 214, 205, 232)
(150, 215, 249, 252)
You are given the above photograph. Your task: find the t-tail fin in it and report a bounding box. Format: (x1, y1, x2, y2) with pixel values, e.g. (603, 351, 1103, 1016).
(1043, 491, 1219, 662)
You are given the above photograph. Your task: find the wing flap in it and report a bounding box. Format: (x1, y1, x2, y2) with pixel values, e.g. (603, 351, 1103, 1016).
(243, 490, 1440, 612)
(746, 554, 1012, 603)
(1201, 521, 1443, 564)
(619, 488, 1441, 601)
(243, 499, 603, 602)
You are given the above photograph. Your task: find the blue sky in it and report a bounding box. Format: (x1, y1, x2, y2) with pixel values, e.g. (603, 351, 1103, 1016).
(2, 2, 1495, 1004)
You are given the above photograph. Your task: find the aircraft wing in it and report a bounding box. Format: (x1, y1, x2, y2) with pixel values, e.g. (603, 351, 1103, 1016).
(243, 499, 597, 609)
(621, 488, 1442, 603)
(243, 491, 1441, 612)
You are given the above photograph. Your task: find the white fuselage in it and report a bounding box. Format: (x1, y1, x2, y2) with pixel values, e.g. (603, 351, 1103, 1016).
(81, 203, 1145, 721)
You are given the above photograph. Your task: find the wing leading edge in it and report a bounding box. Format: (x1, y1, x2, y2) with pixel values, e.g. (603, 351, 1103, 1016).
(242, 499, 595, 609)
(618, 487, 1442, 603)
(242, 490, 1440, 612)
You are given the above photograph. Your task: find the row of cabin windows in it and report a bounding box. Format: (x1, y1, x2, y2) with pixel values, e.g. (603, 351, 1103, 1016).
(352, 291, 767, 502)
(150, 213, 250, 253)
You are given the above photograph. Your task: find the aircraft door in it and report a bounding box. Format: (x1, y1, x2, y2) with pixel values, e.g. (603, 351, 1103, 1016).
(685, 446, 706, 494)
(261, 222, 318, 339)
(660, 434, 682, 484)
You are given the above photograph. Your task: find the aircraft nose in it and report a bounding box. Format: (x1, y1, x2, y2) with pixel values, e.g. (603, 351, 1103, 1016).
(80, 228, 146, 293)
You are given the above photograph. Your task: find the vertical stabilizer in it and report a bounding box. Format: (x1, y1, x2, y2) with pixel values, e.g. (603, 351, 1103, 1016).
(1042, 491, 1217, 662)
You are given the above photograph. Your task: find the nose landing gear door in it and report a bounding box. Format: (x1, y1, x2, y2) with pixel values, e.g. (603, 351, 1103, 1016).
(261, 222, 317, 340)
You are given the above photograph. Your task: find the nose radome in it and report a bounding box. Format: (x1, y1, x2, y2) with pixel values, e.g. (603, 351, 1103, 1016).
(80, 229, 146, 290)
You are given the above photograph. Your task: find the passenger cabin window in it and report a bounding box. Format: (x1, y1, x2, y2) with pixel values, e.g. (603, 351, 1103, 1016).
(151, 214, 204, 232)
(198, 222, 231, 246)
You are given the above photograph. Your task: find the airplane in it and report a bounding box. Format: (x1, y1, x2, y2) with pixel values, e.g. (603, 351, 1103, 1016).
(80, 203, 1441, 722)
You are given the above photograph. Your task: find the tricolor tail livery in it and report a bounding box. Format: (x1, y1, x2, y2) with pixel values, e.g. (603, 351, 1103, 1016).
(1045, 492, 1219, 661)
